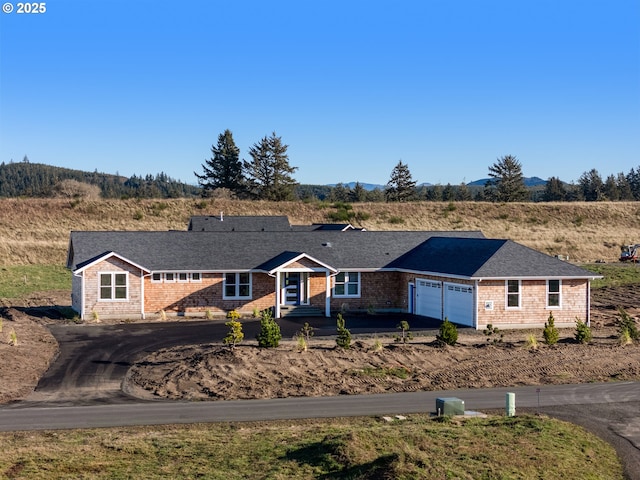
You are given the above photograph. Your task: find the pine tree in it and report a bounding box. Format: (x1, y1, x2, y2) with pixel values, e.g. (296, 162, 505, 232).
(385, 160, 416, 202)
(543, 176, 566, 201)
(485, 155, 528, 202)
(195, 129, 245, 197)
(244, 132, 298, 201)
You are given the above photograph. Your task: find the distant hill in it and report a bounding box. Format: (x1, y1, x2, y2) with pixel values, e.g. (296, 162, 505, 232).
(0, 161, 200, 198)
(467, 177, 548, 187)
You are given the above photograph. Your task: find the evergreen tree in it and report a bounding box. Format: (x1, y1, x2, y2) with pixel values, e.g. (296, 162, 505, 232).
(578, 169, 605, 201)
(617, 172, 634, 200)
(543, 176, 566, 201)
(385, 160, 416, 202)
(456, 182, 472, 201)
(244, 132, 298, 201)
(603, 174, 619, 201)
(350, 182, 367, 202)
(485, 155, 528, 202)
(195, 129, 245, 197)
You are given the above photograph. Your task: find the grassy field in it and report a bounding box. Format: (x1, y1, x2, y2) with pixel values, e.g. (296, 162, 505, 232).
(0, 415, 622, 479)
(2, 198, 640, 266)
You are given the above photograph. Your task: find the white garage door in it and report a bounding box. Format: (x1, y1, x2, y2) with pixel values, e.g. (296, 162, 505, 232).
(444, 283, 474, 327)
(415, 279, 442, 319)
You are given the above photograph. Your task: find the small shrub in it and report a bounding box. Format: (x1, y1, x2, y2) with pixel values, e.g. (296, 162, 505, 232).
(205, 309, 214, 320)
(160, 309, 167, 321)
(299, 322, 314, 344)
(617, 308, 639, 342)
(526, 334, 538, 350)
(543, 313, 559, 346)
(91, 310, 100, 323)
(372, 337, 383, 352)
(437, 319, 458, 346)
(387, 215, 405, 225)
(256, 309, 282, 348)
(483, 324, 503, 344)
(336, 313, 352, 349)
(574, 319, 592, 344)
(252, 307, 260, 318)
(223, 320, 244, 349)
(8, 328, 17, 346)
(226, 309, 241, 321)
(0, 317, 3, 333)
(133, 210, 144, 221)
(295, 335, 307, 352)
(395, 320, 412, 344)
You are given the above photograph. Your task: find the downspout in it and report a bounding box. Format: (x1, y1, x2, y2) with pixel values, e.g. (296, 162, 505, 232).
(474, 279, 480, 330)
(586, 279, 591, 327)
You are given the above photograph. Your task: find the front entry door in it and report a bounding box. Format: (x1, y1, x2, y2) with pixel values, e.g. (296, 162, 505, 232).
(284, 272, 300, 305)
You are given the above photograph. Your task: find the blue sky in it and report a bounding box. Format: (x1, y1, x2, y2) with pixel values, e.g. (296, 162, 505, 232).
(1, 0, 638, 187)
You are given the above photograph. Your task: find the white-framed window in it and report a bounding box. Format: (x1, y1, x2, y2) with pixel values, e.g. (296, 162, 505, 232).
(547, 279, 561, 308)
(99, 272, 128, 300)
(178, 272, 189, 283)
(191, 272, 202, 282)
(151, 272, 162, 283)
(164, 273, 176, 283)
(224, 272, 251, 299)
(506, 280, 520, 308)
(334, 271, 360, 297)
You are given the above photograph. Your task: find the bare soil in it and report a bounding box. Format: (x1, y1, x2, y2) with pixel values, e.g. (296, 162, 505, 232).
(1, 287, 639, 405)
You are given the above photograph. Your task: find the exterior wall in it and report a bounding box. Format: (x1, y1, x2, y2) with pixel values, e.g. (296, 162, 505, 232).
(329, 271, 406, 313)
(144, 272, 276, 317)
(82, 257, 144, 320)
(477, 279, 589, 329)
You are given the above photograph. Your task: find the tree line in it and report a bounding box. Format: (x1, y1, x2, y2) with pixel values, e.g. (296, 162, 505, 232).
(0, 158, 200, 199)
(4, 137, 640, 202)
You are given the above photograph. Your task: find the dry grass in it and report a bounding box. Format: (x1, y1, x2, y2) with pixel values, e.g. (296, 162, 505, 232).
(2, 198, 640, 265)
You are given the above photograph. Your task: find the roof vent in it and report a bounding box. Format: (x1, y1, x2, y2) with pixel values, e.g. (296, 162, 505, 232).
(323, 242, 332, 247)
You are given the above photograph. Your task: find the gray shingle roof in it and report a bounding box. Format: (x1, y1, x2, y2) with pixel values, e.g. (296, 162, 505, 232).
(389, 237, 596, 278)
(68, 229, 596, 279)
(68, 230, 482, 272)
(188, 215, 292, 232)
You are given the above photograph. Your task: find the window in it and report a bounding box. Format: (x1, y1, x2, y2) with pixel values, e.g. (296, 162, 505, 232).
(547, 279, 561, 307)
(334, 272, 360, 297)
(151, 273, 162, 283)
(164, 273, 176, 283)
(506, 280, 520, 308)
(191, 272, 202, 282)
(224, 272, 251, 299)
(178, 272, 189, 282)
(100, 272, 128, 300)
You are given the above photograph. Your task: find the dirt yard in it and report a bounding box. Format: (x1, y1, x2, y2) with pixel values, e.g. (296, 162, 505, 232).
(1, 287, 639, 405)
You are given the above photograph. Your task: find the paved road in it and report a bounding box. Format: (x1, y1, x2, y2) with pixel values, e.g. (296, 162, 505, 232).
(1, 317, 639, 478)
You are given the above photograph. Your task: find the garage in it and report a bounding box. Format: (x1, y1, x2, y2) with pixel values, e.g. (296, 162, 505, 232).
(415, 279, 442, 319)
(443, 282, 474, 327)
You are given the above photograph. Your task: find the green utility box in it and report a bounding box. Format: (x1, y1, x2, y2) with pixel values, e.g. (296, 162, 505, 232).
(436, 397, 465, 416)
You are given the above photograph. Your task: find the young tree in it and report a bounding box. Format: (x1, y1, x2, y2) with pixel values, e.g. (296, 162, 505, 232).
(256, 309, 282, 348)
(335, 313, 351, 349)
(485, 155, 528, 202)
(244, 132, 298, 201)
(385, 160, 416, 202)
(195, 129, 245, 197)
(223, 320, 244, 349)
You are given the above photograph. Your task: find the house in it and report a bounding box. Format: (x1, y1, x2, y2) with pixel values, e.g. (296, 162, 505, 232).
(66, 216, 600, 329)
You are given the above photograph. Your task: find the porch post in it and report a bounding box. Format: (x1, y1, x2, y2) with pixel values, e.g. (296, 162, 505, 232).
(325, 271, 331, 317)
(274, 272, 281, 318)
